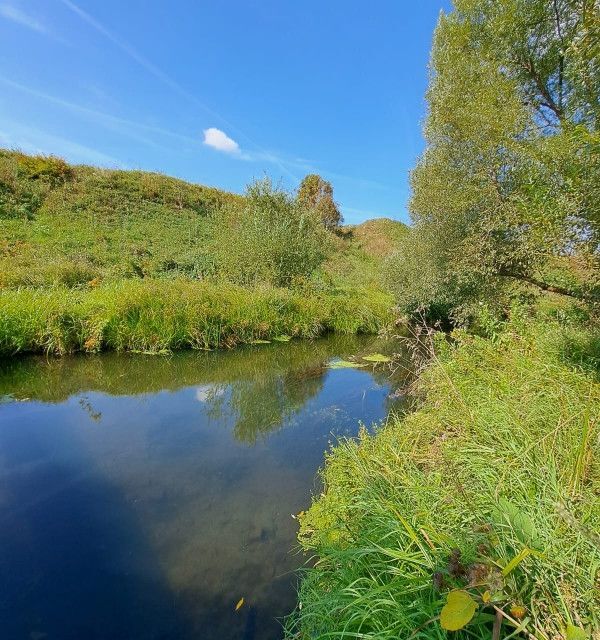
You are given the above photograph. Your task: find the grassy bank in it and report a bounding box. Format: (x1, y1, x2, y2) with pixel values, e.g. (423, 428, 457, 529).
(287, 308, 599, 639)
(0, 150, 405, 356)
(0, 279, 393, 356)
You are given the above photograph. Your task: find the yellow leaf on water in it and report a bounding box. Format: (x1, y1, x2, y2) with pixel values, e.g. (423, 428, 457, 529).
(235, 597, 245, 611)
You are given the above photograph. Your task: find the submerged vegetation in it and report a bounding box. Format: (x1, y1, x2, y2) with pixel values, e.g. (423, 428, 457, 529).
(290, 1, 600, 638)
(0, 149, 406, 356)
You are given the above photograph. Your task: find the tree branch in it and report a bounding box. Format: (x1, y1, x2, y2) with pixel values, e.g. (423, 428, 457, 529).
(520, 57, 565, 121)
(552, 0, 565, 113)
(496, 269, 595, 301)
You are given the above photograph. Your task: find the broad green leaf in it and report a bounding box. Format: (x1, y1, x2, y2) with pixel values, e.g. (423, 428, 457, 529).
(250, 339, 271, 344)
(327, 360, 367, 369)
(496, 498, 542, 549)
(566, 625, 589, 640)
(361, 353, 392, 363)
(440, 590, 477, 631)
(272, 335, 291, 342)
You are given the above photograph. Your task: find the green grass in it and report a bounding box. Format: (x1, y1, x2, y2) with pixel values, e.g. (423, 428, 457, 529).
(0, 279, 393, 356)
(287, 310, 600, 639)
(0, 150, 406, 355)
(0, 149, 407, 289)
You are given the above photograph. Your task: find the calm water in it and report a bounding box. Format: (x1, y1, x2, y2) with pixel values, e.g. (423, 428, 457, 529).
(0, 335, 403, 640)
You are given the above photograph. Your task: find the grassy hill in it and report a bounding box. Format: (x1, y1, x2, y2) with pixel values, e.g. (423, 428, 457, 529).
(0, 149, 407, 355)
(0, 149, 406, 289)
(0, 149, 244, 287)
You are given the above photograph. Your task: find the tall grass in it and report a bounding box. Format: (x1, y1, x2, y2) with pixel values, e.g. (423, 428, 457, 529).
(0, 279, 393, 356)
(287, 317, 600, 639)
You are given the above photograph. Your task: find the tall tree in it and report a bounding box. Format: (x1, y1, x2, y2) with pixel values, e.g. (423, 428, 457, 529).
(392, 0, 600, 318)
(297, 174, 343, 230)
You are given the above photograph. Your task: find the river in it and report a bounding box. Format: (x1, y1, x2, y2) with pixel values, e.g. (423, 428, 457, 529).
(0, 335, 405, 640)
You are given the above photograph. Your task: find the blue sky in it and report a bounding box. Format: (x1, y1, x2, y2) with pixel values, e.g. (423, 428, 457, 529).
(0, 0, 450, 223)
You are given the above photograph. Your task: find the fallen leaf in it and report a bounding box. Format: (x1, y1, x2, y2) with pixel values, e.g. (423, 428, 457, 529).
(440, 590, 477, 631)
(235, 597, 245, 611)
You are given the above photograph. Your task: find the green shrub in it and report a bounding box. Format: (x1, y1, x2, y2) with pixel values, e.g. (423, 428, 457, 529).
(13, 151, 74, 184)
(209, 178, 332, 287)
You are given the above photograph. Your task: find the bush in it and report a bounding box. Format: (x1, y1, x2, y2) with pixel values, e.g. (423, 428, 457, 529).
(209, 178, 332, 287)
(13, 151, 74, 184)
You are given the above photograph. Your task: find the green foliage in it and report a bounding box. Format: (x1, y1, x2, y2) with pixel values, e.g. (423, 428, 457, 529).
(209, 178, 332, 287)
(0, 150, 400, 294)
(297, 173, 343, 230)
(0, 149, 242, 284)
(287, 313, 600, 639)
(13, 151, 74, 183)
(398, 0, 600, 320)
(0, 150, 401, 353)
(0, 279, 393, 356)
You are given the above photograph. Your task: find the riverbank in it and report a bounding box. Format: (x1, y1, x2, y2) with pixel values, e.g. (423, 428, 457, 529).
(0, 279, 393, 356)
(287, 304, 600, 639)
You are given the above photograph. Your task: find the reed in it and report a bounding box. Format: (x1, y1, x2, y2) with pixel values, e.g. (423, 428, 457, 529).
(0, 279, 394, 356)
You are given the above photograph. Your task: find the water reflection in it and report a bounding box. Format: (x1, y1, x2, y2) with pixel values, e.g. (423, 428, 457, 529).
(0, 336, 405, 639)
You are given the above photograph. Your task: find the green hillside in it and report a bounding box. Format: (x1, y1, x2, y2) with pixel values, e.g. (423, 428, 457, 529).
(0, 149, 244, 286)
(0, 149, 406, 289)
(0, 149, 406, 355)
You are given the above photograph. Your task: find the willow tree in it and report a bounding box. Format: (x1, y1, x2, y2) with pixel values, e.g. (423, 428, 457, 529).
(392, 0, 600, 317)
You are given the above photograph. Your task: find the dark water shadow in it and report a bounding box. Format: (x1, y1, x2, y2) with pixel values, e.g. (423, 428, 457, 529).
(0, 411, 193, 640)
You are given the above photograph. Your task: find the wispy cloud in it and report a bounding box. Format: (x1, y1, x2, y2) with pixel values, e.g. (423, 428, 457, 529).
(203, 128, 241, 156)
(0, 3, 47, 33)
(0, 2, 67, 43)
(0, 121, 123, 167)
(0, 75, 195, 150)
(59, 0, 300, 181)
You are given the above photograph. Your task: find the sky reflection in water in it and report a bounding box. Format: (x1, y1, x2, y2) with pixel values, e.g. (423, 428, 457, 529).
(0, 335, 403, 640)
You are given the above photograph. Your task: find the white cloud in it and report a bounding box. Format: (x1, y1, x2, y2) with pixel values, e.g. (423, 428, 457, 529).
(203, 127, 241, 155)
(62, 0, 301, 180)
(0, 3, 48, 33)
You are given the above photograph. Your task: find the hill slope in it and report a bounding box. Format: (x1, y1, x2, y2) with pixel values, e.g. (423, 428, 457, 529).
(0, 149, 407, 289)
